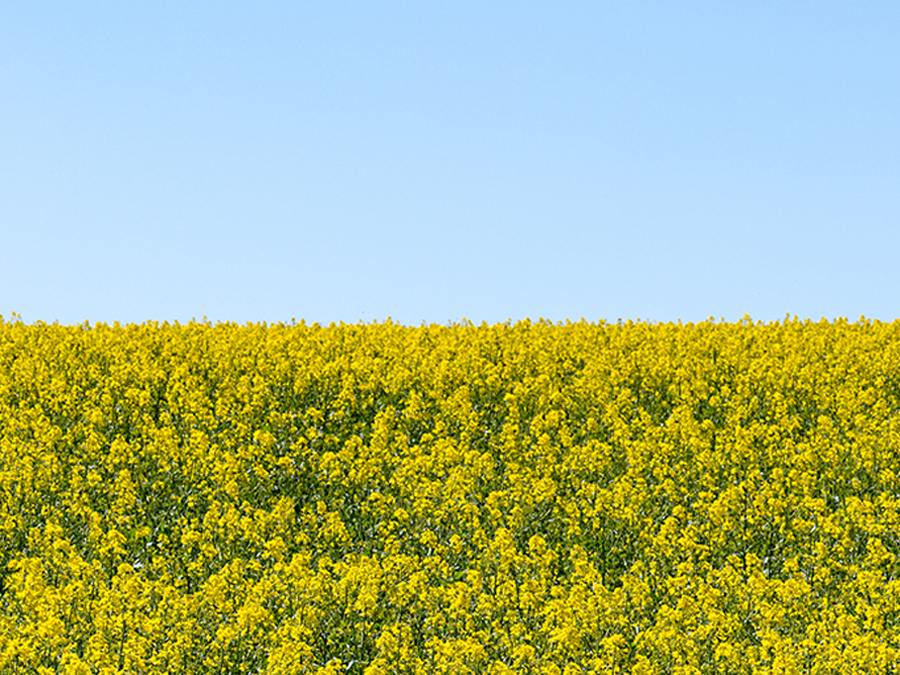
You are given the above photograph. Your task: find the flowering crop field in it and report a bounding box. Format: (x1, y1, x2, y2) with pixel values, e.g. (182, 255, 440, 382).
(1, 318, 900, 674)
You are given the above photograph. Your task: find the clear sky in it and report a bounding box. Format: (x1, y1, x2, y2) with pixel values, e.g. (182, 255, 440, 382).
(2, 3, 898, 326)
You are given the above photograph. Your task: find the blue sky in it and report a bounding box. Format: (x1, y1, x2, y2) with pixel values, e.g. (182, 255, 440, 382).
(2, 3, 898, 326)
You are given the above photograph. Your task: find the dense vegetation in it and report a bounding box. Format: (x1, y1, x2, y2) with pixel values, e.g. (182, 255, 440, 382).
(1, 317, 899, 674)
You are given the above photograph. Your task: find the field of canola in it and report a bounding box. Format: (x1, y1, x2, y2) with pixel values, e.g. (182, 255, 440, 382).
(1, 317, 900, 674)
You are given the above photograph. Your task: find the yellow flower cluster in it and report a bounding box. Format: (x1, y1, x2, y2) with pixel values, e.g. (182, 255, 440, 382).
(1, 316, 899, 674)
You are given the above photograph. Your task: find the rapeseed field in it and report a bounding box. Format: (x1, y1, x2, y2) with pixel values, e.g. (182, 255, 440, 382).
(1, 316, 899, 674)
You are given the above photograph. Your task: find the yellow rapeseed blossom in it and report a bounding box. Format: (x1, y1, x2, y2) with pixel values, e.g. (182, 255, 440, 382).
(1, 316, 899, 673)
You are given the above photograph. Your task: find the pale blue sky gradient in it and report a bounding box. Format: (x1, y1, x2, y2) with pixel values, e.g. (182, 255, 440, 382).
(2, 3, 898, 325)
